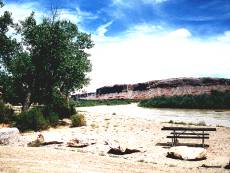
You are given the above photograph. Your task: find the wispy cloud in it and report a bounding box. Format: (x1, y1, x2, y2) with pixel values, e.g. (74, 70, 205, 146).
(1, 1, 97, 32)
(96, 21, 113, 37)
(142, 0, 169, 4)
(126, 24, 164, 35)
(113, 0, 168, 6)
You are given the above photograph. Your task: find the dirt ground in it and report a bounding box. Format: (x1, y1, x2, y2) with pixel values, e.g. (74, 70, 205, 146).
(0, 146, 228, 173)
(0, 105, 230, 173)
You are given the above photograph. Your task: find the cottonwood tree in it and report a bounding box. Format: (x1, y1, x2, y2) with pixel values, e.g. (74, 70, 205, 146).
(0, 2, 93, 111)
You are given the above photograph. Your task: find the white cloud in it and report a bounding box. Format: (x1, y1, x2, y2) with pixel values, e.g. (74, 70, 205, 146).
(127, 24, 164, 35)
(142, 0, 169, 4)
(112, 0, 132, 7)
(0, 2, 43, 23)
(113, 0, 168, 6)
(58, 9, 80, 24)
(1, 2, 96, 32)
(96, 21, 113, 37)
(217, 31, 230, 42)
(85, 25, 230, 91)
(54, 7, 97, 31)
(167, 28, 192, 39)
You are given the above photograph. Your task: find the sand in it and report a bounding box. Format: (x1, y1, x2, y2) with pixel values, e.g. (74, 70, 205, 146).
(0, 105, 230, 173)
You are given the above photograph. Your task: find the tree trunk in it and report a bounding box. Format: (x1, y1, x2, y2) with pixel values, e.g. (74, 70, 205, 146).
(22, 92, 31, 112)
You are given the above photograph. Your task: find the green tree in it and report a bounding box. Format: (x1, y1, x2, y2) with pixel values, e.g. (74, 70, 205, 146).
(0, 2, 93, 111)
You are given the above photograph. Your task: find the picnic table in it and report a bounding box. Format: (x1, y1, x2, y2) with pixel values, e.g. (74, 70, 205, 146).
(161, 126, 216, 147)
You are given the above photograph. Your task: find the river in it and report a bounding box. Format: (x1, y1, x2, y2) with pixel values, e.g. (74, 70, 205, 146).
(76, 103, 230, 127)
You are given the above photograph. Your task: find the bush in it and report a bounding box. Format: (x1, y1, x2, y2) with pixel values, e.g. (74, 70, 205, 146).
(41, 106, 59, 126)
(45, 111, 59, 126)
(0, 102, 16, 124)
(16, 108, 48, 132)
(71, 113, 86, 127)
(48, 93, 76, 119)
(139, 91, 230, 109)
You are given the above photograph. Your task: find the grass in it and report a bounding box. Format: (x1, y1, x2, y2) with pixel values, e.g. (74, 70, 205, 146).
(139, 90, 230, 109)
(71, 114, 86, 127)
(90, 123, 99, 129)
(137, 159, 145, 163)
(75, 99, 138, 107)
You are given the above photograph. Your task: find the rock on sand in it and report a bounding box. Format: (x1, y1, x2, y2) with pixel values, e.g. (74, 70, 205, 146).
(167, 146, 207, 161)
(0, 128, 20, 145)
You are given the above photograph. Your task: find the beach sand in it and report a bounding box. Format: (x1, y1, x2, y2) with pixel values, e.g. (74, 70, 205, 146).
(0, 105, 230, 173)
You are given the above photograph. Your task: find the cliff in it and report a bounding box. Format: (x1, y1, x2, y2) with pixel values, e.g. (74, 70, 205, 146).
(95, 77, 230, 100)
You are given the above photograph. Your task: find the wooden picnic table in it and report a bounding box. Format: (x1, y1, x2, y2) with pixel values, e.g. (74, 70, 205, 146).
(161, 126, 216, 147)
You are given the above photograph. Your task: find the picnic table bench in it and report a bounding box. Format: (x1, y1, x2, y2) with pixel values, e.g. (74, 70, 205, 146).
(161, 126, 216, 147)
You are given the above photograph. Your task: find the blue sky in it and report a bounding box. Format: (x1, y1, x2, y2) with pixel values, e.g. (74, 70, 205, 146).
(4, 0, 230, 37)
(2, 0, 230, 91)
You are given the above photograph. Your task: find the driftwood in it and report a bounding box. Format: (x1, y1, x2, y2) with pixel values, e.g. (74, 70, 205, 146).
(200, 164, 222, 168)
(42, 141, 63, 145)
(106, 140, 141, 155)
(224, 161, 230, 169)
(108, 147, 140, 155)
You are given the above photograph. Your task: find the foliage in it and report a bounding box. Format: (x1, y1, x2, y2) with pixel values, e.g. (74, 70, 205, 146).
(0, 3, 93, 111)
(71, 113, 86, 127)
(41, 106, 59, 126)
(75, 99, 137, 107)
(47, 92, 76, 119)
(0, 102, 16, 123)
(139, 90, 230, 109)
(46, 112, 59, 126)
(16, 108, 49, 132)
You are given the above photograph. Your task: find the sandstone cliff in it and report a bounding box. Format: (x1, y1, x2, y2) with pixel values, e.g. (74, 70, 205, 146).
(95, 77, 230, 100)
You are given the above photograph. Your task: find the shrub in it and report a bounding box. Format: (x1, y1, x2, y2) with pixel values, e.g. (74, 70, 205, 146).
(0, 102, 16, 124)
(16, 108, 48, 132)
(46, 111, 59, 126)
(71, 113, 86, 127)
(197, 121, 206, 126)
(41, 106, 59, 126)
(48, 93, 76, 119)
(139, 91, 230, 109)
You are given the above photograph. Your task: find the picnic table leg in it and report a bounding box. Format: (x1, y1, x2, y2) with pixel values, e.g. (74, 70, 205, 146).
(173, 130, 175, 146)
(202, 130, 204, 147)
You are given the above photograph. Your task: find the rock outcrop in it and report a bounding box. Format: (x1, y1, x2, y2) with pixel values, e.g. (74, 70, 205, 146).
(0, 128, 20, 145)
(94, 77, 230, 100)
(167, 146, 207, 160)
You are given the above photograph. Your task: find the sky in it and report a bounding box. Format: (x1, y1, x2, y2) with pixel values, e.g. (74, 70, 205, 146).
(2, 0, 230, 92)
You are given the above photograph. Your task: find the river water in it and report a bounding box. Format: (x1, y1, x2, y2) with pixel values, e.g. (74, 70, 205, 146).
(76, 103, 230, 127)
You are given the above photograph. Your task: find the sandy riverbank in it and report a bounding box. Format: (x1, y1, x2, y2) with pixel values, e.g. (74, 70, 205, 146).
(0, 105, 230, 173)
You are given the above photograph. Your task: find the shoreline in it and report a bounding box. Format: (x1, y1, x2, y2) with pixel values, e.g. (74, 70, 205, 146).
(76, 103, 230, 127)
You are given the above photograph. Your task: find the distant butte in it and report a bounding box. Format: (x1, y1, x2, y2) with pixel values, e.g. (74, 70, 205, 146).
(73, 77, 230, 100)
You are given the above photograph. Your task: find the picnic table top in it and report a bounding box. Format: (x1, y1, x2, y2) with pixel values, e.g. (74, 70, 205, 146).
(161, 126, 216, 131)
